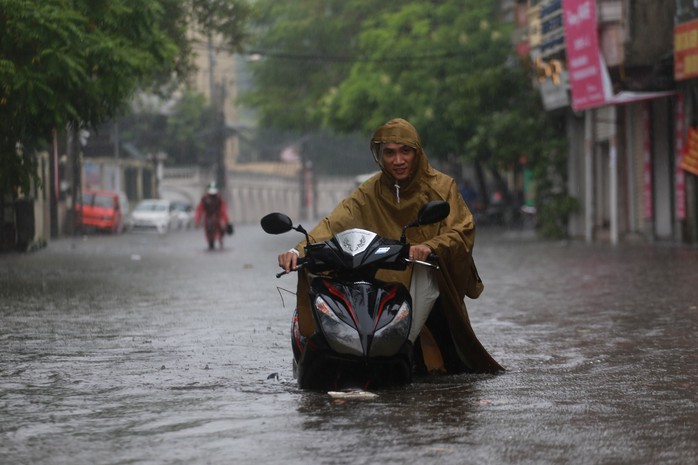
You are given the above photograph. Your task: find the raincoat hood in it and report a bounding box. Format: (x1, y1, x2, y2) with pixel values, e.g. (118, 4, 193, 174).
(370, 118, 428, 201)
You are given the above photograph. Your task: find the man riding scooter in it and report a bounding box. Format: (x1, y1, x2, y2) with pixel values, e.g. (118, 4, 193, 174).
(277, 118, 503, 375)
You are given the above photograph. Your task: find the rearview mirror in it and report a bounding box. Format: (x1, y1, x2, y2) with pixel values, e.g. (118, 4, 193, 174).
(400, 201, 450, 243)
(260, 212, 294, 234)
(417, 200, 450, 225)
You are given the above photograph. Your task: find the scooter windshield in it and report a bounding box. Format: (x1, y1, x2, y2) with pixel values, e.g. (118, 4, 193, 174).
(335, 229, 377, 256)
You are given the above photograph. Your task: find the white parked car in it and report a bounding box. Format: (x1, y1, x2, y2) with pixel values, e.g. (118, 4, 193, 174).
(171, 201, 195, 230)
(128, 199, 177, 234)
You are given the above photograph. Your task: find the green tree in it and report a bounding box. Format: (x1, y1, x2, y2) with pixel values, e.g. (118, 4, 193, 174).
(163, 90, 219, 165)
(241, 0, 388, 131)
(244, 0, 520, 156)
(1, 0, 178, 194)
(322, 1, 525, 161)
(115, 90, 218, 166)
(0, 0, 250, 194)
(243, 0, 573, 235)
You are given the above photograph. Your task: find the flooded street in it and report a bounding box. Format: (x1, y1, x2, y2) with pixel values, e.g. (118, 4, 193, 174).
(1, 224, 696, 465)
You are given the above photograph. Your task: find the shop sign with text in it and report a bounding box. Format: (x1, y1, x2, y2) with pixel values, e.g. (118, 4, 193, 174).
(681, 127, 698, 176)
(675, 18, 698, 81)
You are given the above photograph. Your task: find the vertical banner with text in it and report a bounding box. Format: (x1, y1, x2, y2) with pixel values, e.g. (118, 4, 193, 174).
(563, 0, 608, 110)
(675, 93, 686, 221)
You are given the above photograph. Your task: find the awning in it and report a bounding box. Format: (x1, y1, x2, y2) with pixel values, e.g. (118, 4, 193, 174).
(605, 90, 677, 106)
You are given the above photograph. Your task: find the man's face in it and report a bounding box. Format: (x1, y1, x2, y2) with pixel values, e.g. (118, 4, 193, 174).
(381, 143, 416, 181)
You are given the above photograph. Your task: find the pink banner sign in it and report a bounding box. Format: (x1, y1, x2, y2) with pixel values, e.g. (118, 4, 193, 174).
(675, 93, 686, 221)
(563, 0, 608, 110)
(642, 103, 653, 221)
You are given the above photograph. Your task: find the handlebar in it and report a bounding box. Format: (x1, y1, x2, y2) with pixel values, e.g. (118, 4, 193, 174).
(404, 252, 440, 270)
(275, 251, 439, 278)
(275, 257, 308, 278)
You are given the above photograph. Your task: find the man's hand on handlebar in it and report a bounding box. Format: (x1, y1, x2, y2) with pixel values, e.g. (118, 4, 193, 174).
(409, 244, 433, 262)
(278, 250, 299, 273)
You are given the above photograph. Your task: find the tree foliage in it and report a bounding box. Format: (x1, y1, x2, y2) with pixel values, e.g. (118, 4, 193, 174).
(243, 0, 542, 164)
(0, 0, 250, 194)
(243, 0, 572, 235)
(162, 90, 219, 165)
(118, 90, 219, 166)
(240, 0, 386, 132)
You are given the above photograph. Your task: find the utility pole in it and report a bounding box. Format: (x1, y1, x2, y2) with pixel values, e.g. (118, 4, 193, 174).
(50, 129, 59, 238)
(207, 31, 225, 192)
(584, 110, 595, 243)
(216, 85, 227, 194)
(64, 124, 82, 236)
(207, 31, 216, 110)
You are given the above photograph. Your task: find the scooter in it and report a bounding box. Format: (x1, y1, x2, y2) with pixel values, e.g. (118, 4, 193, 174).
(261, 200, 450, 390)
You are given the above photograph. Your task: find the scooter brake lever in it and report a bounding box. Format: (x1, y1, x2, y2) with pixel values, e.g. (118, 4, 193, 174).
(275, 262, 306, 278)
(404, 257, 440, 270)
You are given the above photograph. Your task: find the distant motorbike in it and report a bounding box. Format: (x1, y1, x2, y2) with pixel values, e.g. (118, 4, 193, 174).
(261, 200, 450, 390)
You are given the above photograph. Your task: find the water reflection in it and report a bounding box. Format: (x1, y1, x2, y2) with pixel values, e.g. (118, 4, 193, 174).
(295, 376, 496, 463)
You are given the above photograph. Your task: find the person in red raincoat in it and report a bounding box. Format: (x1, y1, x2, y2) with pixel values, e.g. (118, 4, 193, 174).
(195, 183, 230, 250)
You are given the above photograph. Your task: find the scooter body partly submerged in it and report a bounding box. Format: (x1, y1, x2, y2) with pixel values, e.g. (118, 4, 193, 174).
(261, 201, 449, 390)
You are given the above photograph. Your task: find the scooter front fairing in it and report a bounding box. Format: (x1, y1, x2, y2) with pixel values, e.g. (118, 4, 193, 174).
(292, 277, 414, 390)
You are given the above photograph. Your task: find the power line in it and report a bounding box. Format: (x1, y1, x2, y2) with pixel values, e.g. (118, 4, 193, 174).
(244, 49, 471, 63)
(188, 35, 473, 63)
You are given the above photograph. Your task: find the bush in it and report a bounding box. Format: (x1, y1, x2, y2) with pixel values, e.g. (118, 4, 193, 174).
(537, 193, 580, 239)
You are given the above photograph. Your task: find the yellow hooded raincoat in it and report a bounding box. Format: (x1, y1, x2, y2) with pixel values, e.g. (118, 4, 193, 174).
(293, 118, 503, 374)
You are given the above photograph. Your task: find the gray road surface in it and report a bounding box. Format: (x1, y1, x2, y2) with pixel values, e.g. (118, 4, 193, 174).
(1, 224, 696, 465)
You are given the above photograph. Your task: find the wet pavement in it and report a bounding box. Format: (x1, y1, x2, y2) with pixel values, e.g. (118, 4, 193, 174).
(1, 224, 696, 465)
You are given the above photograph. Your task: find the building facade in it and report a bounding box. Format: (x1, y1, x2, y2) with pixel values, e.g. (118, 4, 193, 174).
(519, 0, 698, 244)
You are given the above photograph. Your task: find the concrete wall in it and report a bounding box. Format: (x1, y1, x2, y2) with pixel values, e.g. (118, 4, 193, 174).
(227, 172, 356, 225)
(160, 166, 356, 226)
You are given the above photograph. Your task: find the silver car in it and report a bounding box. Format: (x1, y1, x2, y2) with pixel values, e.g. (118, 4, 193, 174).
(170, 201, 195, 230)
(128, 199, 177, 234)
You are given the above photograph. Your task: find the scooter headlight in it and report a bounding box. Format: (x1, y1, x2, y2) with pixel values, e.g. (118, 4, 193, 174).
(369, 301, 411, 357)
(315, 296, 363, 356)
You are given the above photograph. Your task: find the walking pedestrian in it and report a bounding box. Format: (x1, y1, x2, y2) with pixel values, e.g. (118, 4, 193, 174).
(195, 182, 230, 250)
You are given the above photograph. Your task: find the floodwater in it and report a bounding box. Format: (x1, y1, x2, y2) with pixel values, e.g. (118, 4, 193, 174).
(1, 224, 696, 465)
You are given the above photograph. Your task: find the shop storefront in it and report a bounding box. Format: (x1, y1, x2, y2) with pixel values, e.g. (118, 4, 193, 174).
(674, 5, 698, 243)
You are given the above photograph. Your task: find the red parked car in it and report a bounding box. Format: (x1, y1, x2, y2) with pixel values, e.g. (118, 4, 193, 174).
(75, 189, 129, 234)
